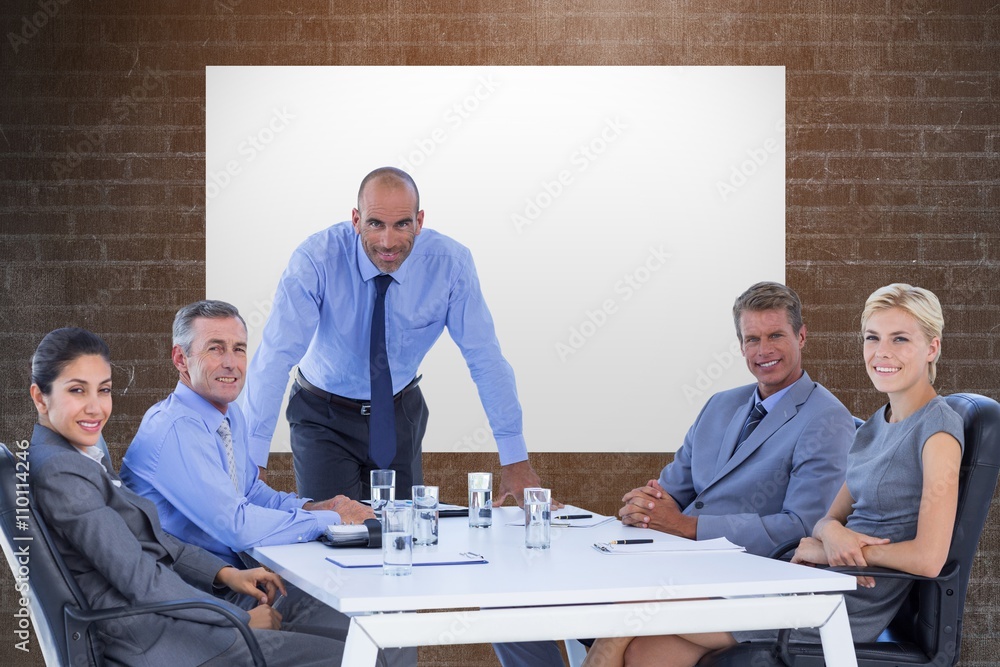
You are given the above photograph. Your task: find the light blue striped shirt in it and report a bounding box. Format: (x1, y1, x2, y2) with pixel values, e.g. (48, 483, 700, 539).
(121, 382, 341, 567)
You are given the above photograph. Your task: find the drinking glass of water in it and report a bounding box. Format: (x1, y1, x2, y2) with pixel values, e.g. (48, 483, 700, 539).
(523, 487, 551, 549)
(382, 502, 413, 576)
(468, 472, 492, 528)
(411, 485, 439, 546)
(370, 469, 396, 519)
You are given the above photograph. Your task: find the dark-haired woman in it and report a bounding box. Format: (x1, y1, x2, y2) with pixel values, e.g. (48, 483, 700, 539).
(28, 327, 344, 666)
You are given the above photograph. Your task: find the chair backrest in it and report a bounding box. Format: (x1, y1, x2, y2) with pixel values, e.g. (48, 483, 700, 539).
(888, 394, 1000, 661)
(943, 394, 1000, 658)
(0, 442, 102, 666)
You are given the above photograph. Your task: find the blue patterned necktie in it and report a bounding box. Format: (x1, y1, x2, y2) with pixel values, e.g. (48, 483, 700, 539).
(734, 402, 767, 454)
(369, 274, 397, 468)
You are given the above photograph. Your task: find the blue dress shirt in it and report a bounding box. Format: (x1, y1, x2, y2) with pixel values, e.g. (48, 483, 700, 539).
(242, 222, 527, 468)
(121, 382, 341, 568)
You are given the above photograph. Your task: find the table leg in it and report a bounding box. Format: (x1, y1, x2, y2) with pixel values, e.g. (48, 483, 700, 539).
(343, 616, 381, 667)
(818, 595, 859, 667)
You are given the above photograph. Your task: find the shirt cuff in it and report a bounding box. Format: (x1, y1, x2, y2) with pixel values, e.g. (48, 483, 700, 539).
(496, 434, 528, 466)
(248, 434, 271, 469)
(312, 510, 341, 528)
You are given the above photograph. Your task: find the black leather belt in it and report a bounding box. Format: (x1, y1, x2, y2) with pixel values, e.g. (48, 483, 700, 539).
(294, 369, 421, 416)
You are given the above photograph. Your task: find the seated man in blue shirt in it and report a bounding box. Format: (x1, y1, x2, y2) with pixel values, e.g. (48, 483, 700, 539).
(122, 300, 413, 665)
(494, 281, 856, 666)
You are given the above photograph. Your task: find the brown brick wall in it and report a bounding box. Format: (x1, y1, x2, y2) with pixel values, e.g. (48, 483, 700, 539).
(1, 1, 997, 664)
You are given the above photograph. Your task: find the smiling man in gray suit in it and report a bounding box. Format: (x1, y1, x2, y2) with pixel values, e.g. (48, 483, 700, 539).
(494, 281, 855, 667)
(618, 281, 854, 554)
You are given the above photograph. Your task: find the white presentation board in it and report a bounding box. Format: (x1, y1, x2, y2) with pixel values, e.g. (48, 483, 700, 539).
(206, 66, 785, 455)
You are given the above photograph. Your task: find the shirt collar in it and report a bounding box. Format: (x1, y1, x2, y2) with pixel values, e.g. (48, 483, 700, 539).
(172, 381, 228, 433)
(71, 436, 121, 486)
(77, 442, 106, 465)
(753, 374, 799, 412)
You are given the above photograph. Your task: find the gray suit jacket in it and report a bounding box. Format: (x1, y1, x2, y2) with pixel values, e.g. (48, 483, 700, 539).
(30, 424, 249, 667)
(659, 371, 854, 556)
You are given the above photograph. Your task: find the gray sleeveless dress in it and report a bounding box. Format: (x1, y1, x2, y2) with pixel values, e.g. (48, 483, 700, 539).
(733, 395, 964, 644)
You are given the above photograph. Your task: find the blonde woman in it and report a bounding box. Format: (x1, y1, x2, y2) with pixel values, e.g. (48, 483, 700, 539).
(586, 284, 964, 666)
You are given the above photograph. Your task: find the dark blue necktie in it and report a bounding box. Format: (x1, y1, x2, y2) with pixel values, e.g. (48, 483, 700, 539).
(734, 402, 767, 454)
(369, 274, 396, 468)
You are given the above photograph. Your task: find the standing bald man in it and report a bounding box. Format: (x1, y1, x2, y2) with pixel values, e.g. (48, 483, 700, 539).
(243, 167, 545, 506)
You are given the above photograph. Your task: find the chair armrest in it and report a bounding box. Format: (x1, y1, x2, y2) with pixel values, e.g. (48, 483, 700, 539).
(64, 597, 265, 667)
(770, 561, 961, 664)
(767, 538, 802, 560)
(826, 560, 958, 583)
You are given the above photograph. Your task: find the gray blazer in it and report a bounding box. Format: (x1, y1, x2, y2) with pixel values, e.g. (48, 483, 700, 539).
(30, 424, 249, 667)
(660, 371, 855, 556)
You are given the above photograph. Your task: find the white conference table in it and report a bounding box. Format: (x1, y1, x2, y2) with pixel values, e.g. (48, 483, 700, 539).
(250, 506, 858, 666)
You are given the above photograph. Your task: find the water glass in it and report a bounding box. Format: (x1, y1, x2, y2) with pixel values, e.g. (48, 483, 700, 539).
(411, 485, 439, 546)
(468, 472, 493, 528)
(370, 469, 396, 518)
(382, 502, 413, 576)
(524, 487, 551, 549)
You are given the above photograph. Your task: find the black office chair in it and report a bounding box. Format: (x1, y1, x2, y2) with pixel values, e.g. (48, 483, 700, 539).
(0, 442, 266, 666)
(700, 393, 1000, 667)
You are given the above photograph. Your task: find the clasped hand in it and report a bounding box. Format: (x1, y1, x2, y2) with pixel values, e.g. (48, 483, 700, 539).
(793, 524, 890, 588)
(618, 479, 696, 539)
(215, 566, 286, 630)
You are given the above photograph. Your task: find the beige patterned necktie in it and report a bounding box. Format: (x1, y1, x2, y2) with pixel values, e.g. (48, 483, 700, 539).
(217, 418, 239, 490)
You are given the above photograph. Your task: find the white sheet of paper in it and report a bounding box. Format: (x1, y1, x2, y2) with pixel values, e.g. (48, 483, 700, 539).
(593, 537, 746, 554)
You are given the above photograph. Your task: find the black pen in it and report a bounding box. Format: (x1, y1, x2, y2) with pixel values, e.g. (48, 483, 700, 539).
(610, 539, 654, 545)
(554, 514, 592, 520)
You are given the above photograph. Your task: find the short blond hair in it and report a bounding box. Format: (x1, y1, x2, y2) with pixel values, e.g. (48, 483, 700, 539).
(732, 282, 803, 343)
(861, 283, 944, 384)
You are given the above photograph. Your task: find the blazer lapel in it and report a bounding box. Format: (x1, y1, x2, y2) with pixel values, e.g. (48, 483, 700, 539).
(720, 404, 794, 473)
(716, 404, 752, 471)
(705, 372, 817, 490)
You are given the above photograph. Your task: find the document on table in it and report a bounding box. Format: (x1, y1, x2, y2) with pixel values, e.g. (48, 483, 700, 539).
(593, 537, 745, 554)
(505, 504, 615, 528)
(326, 551, 488, 568)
